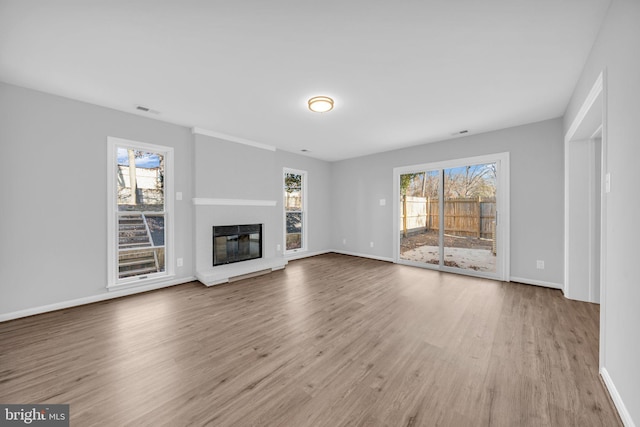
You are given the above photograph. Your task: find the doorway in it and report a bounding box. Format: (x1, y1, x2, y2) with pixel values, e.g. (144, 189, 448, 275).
(565, 71, 608, 376)
(394, 153, 510, 281)
(564, 72, 605, 304)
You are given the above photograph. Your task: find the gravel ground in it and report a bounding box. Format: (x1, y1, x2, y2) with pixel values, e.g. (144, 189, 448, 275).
(400, 229, 493, 253)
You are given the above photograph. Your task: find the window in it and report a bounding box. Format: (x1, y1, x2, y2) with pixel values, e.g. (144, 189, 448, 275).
(284, 168, 307, 253)
(107, 137, 174, 288)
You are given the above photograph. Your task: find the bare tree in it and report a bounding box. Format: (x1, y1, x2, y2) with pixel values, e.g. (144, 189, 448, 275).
(444, 164, 495, 198)
(127, 149, 138, 205)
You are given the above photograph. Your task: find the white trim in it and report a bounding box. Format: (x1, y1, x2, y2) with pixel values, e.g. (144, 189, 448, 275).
(565, 72, 604, 143)
(0, 277, 196, 323)
(107, 272, 175, 290)
(393, 172, 400, 262)
(591, 124, 603, 139)
(107, 140, 117, 286)
(601, 367, 635, 427)
(599, 70, 608, 371)
(331, 250, 394, 263)
(564, 74, 604, 299)
(285, 249, 332, 261)
(509, 276, 563, 290)
(193, 198, 277, 207)
(191, 127, 276, 152)
(393, 152, 510, 282)
(563, 70, 608, 371)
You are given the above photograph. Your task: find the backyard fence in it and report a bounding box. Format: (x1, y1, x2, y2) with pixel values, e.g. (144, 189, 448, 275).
(401, 195, 496, 239)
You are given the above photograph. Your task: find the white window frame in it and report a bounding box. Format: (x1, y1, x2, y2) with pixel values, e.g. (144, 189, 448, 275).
(283, 168, 308, 255)
(107, 137, 175, 289)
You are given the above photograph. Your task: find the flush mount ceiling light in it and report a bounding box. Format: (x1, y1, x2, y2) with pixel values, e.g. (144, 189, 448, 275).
(308, 96, 334, 113)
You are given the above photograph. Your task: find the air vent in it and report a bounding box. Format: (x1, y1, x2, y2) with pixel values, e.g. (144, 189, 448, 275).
(135, 105, 160, 114)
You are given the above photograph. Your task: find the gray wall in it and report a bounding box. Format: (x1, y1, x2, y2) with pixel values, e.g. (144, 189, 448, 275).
(0, 83, 194, 315)
(331, 118, 565, 285)
(564, 0, 640, 422)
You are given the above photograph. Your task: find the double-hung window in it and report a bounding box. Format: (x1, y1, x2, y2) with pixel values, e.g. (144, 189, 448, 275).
(284, 168, 307, 253)
(107, 137, 173, 288)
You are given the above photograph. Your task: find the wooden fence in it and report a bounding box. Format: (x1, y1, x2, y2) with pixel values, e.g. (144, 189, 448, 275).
(401, 196, 496, 239)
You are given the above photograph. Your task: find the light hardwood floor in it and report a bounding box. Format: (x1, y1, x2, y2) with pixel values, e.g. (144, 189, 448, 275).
(0, 254, 621, 426)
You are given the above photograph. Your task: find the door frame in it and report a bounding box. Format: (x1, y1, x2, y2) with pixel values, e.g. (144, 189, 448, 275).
(564, 71, 607, 371)
(393, 152, 510, 281)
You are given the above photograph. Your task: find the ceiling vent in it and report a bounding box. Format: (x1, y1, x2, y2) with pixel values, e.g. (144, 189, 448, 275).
(135, 105, 160, 114)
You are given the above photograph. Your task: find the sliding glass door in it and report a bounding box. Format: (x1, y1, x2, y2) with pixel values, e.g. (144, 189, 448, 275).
(395, 154, 508, 280)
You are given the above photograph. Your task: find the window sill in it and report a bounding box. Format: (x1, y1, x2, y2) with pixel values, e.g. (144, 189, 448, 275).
(107, 273, 176, 292)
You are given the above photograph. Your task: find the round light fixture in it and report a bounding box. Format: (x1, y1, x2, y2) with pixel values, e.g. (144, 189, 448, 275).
(308, 96, 334, 113)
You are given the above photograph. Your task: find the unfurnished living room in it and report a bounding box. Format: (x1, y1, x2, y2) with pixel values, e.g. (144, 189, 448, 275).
(1, 1, 639, 426)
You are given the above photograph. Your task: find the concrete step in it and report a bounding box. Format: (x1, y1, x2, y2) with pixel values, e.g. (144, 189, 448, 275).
(119, 242, 152, 248)
(120, 230, 145, 237)
(119, 223, 146, 229)
(119, 257, 156, 267)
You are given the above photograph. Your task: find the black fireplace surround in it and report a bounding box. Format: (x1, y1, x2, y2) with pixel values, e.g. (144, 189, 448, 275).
(213, 224, 262, 266)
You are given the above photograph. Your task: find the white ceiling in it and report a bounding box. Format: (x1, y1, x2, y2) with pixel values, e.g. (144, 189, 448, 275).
(0, 0, 611, 161)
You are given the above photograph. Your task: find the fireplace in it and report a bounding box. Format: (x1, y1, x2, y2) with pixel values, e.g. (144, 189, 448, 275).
(213, 224, 262, 266)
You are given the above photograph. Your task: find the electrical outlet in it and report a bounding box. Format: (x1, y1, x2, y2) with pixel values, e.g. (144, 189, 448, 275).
(536, 260, 544, 269)
(276, 244, 281, 251)
(177, 258, 183, 267)
(342, 238, 347, 245)
(176, 191, 183, 200)
(370, 241, 374, 248)
(379, 199, 386, 206)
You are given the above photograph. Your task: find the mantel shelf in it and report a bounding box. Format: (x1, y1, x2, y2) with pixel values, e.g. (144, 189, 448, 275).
(192, 198, 277, 207)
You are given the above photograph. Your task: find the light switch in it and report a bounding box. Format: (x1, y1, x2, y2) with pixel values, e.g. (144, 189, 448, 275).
(379, 199, 386, 206)
(176, 192, 183, 200)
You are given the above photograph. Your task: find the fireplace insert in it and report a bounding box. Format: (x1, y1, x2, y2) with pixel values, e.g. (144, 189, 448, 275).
(213, 224, 262, 266)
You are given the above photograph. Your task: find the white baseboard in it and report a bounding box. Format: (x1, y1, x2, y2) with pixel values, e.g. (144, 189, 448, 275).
(285, 250, 332, 261)
(601, 367, 636, 427)
(509, 276, 563, 290)
(0, 276, 196, 323)
(330, 250, 394, 263)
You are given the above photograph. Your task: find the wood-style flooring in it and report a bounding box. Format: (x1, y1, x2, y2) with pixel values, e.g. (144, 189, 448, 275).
(0, 253, 621, 426)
